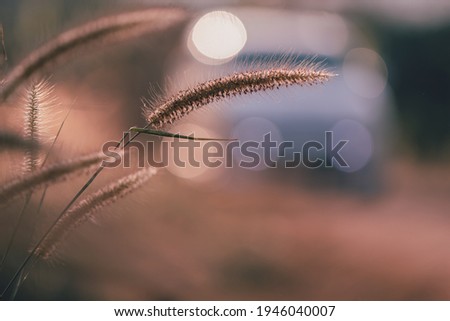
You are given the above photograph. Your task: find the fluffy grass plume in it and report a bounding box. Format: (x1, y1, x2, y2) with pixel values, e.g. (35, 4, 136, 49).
(144, 60, 335, 129)
(0, 152, 105, 205)
(22, 80, 55, 173)
(34, 167, 157, 260)
(0, 8, 188, 101)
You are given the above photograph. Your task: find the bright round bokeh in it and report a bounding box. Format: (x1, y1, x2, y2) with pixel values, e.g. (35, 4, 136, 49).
(343, 48, 388, 99)
(189, 11, 247, 64)
(165, 123, 224, 182)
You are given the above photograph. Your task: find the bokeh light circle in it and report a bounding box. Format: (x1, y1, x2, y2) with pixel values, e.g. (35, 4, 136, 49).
(343, 48, 388, 99)
(189, 11, 247, 64)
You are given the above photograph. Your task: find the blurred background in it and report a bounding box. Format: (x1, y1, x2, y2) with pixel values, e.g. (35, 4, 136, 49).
(1, 0, 450, 300)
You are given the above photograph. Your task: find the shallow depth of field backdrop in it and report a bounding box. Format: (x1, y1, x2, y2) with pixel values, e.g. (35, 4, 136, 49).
(1, 0, 450, 300)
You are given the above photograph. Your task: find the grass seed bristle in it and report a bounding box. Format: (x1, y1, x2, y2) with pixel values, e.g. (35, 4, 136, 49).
(0, 152, 105, 205)
(144, 63, 335, 129)
(35, 167, 157, 260)
(0, 8, 188, 101)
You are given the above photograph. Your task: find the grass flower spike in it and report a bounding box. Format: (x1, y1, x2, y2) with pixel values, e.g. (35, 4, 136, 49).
(0, 8, 188, 101)
(0, 152, 105, 205)
(144, 62, 335, 129)
(35, 167, 157, 260)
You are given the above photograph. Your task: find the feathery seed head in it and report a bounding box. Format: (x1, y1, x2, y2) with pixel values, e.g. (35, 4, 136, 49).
(23, 80, 55, 173)
(144, 62, 335, 129)
(35, 167, 157, 260)
(0, 8, 189, 101)
(0, 152, 105, 205)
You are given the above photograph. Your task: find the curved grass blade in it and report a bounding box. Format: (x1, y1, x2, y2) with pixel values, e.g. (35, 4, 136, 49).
(129, 126, 236, 141)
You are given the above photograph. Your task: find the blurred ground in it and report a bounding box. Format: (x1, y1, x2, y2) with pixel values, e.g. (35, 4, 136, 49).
(2, 157, 447, 300)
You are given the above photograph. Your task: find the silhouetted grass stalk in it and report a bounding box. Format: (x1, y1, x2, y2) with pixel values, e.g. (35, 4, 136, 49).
(0, 8, 188, 101)
(0, 152, 105, 205)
